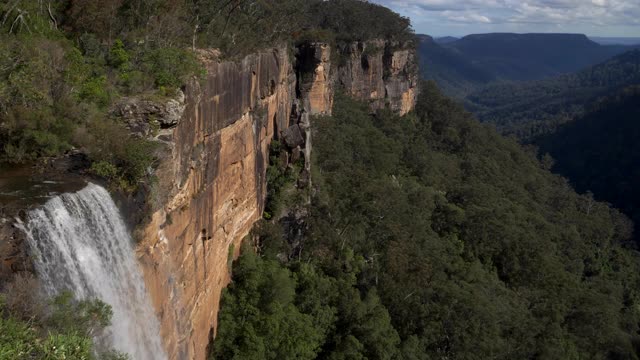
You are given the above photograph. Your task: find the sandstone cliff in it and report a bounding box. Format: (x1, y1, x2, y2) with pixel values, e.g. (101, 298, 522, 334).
(0, 39, 418, 360)
(136, 47, 296, 360)
(135, 40, 418, 360)
(337, 40, 418, 115)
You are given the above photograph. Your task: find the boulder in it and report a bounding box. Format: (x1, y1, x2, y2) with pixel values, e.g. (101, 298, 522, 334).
(112, 90, 186, 137)
(281, 124, 305, 148)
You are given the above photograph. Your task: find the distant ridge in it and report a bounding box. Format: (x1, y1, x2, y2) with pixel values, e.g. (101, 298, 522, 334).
(465, 49, 640, 138)
(589, 37, 640, 46)
(444, 33, 629, 81)
(434, 36, 458, 44)
(417, 32, 638, 96)
(416, 35, 494, 96)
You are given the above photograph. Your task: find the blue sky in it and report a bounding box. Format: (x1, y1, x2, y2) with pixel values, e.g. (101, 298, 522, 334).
(369, 0, 640, 37)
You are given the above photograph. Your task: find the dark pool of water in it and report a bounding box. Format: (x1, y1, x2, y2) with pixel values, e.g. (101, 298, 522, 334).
(0, 163, 87, 211)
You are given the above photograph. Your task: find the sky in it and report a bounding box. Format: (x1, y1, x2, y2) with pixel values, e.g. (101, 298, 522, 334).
(369, 0, 640, 38)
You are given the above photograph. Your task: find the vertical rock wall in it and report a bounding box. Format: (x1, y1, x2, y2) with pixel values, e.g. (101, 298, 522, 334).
(136, 47, 296, 360)
(337, 40, 418, 115)
(297, 43, 334, 116)
(135, 40, 418, 360)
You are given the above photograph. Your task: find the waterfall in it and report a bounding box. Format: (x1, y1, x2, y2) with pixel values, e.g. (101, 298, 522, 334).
(19, 183, 167, 360)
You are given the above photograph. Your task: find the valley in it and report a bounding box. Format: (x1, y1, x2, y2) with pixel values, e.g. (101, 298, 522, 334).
(419, 32, 640, 248)
(0, 1, 639, 360)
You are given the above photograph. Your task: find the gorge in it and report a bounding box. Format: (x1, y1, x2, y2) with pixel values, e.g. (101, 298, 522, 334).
(3, 1, 640, 359)
(134, 40, 417, 360)
(0, 38, 418, 359)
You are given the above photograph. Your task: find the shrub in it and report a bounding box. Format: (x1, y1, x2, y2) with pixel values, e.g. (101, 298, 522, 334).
(142, 48, 201, 90)
(108, 40, 130, 70)
(80, 118, 158, 192)
(0, 280, 127, 359)
(90, 161, 120, 180)
(79, 75, 110, 107)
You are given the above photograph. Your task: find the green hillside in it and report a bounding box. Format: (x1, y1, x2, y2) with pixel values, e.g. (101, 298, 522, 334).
(538, 85, 640, 236)
(212, 83, 640, 359)
(466, 49, 640, 139)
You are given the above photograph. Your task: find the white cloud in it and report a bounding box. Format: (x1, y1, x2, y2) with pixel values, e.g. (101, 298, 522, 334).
(375, 0, 640, 36)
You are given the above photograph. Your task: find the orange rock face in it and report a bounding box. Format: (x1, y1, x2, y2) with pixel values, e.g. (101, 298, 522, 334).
(134, 41, 417, 360)
(298, 43, 334, 115)
(337, 40, 418, 115)
(136, 48, 296, 360)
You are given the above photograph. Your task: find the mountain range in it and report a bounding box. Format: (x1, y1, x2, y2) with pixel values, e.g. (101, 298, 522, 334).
(419, 33, 640, 248)
(418, 32, 639, 96)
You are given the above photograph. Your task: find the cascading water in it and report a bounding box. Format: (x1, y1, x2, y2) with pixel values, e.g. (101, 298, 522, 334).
(18, 183, 167, 360)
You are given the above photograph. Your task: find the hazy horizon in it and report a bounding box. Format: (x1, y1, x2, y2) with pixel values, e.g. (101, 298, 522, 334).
(421, 33, 640, 40)
(371, 0, 640, 38)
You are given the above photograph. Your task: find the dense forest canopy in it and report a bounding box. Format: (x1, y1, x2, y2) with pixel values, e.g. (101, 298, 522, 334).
(212, 83, 640, 359)
(537, 85, 640, 240)
(465, 49, 640, 139)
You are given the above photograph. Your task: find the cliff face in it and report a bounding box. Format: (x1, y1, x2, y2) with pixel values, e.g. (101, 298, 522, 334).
(337, 40, 418, 115)
(136, 47, 296, 360)
(134, 40, 418, 360)
(297, 43, 334, 116)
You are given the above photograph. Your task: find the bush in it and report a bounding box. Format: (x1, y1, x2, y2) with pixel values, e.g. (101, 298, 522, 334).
(81, 118, 158, 192)
(142, 48, 201, 90)
(79, 75, 111, 107)
(0, 278, 128, 359)
(0, 107, 74, 163)
(108, 40, 130, 70)
(91, 161, 120, 180)
(263, 140, 302, 219)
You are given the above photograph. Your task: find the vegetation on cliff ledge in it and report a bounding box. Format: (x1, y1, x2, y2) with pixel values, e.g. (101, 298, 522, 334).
(0, 1, 200, 191)
(212, 84, 640, 359)
(0, 0, 412, 191)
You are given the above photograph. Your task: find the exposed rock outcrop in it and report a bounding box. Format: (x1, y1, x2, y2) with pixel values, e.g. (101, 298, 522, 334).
(136, 47, 296, 360)
(337, 40, 418, 115)
(297, 43, 334, 116)
(113, 91, 186, 138)
(0, 220, 30, 283)
(136, 39, 418, 360)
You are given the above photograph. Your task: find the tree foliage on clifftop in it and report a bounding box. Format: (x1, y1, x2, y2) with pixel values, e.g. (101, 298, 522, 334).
(0, 1, 199, 190)
(212, 83, 640, 359)
(0, 0, 413, 189)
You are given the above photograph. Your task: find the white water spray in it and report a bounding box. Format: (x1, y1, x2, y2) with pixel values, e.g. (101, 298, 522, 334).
(19, 183, 167, 360)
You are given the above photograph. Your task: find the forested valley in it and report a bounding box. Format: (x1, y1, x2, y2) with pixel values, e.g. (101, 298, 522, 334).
(537, 86, 640, 242)
(465, 50, 640, 139)
(1, 1, 640, 359)
(419, 30, 640, 272)
(212, 83, 640, 359)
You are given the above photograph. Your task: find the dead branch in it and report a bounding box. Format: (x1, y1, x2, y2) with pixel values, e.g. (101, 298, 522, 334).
(1, 0, 20, 26)
(47, 2, 57, 30)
